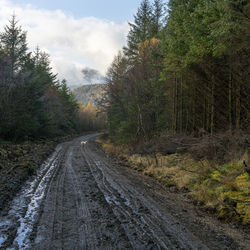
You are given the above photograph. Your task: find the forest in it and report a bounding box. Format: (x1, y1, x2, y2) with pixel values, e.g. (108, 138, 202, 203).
(105, 0, 250, 143)
(101, 0, 250, 224)
(0, 16, 103, 141)
(0, 2, 249, 248)
(1, 1, 249, 143)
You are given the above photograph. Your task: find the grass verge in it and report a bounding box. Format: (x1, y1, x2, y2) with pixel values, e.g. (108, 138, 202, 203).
(97, 136, 250, 225)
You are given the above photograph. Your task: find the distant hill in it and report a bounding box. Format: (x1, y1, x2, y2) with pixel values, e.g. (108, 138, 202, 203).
(72, 84, 105, 106)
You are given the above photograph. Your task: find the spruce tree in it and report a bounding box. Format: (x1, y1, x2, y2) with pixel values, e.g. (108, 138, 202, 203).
(124, 0, 153, 59)
(0, 15, 28, 75)
(150, 0, 166, 36)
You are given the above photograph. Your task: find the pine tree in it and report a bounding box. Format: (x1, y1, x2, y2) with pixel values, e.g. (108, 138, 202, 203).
(124, 0, 153, 59)
(0, 15, 28, 75)
(150, 0, 166, 36)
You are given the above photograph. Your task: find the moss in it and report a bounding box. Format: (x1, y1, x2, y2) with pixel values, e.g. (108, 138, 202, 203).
(99, 137, 250, 225)
(211, 171, 222, 181)
(164, 180, 175, 187)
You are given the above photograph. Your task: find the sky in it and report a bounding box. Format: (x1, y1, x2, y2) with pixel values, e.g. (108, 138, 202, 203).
(0, 0, 145, 87)
(12, 0, 143, 22)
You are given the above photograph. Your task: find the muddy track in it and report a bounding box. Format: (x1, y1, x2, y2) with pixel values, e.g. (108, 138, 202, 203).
(0, 134, 249, 249)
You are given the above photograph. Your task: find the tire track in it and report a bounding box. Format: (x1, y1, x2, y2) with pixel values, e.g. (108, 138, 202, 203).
(82, 141, 169, 249)
(66, 147, 100, 249)
(0, 145, 64, 249)
(33, 136, 131, 250)
(81, 137, 209, 249)
(1, 134, 243, 250)
(31, 145, 67, 249)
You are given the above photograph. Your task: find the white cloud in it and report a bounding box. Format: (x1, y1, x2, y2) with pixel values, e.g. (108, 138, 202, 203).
(0, 0, 129, 87)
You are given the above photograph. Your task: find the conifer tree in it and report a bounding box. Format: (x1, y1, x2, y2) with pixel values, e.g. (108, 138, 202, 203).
(0, 16, 81, 140)
(124, 0, 153, 59)
(106, 0, 249, 141)
(151, 0, 166, 36)
(0, 15, 28, 75)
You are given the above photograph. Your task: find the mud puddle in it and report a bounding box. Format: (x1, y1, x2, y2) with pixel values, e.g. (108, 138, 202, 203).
(0, 134, 249, 249)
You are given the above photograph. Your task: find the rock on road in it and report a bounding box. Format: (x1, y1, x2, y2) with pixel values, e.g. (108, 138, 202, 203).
(0, 134, 249, 249)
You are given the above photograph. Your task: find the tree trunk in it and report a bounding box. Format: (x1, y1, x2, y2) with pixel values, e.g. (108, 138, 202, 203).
(179, 75, 183, 133)
(235, 82, 241, 130)
(210, 75, 215, 135)
(228, 70, 232, 132)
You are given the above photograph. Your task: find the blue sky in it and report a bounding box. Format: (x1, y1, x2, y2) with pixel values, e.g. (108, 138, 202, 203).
(11, 0, 143, 22)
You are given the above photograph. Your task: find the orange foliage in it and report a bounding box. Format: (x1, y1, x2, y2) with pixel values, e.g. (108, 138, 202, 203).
(138, 38, 160, 58)
(77, 101, 106, 130)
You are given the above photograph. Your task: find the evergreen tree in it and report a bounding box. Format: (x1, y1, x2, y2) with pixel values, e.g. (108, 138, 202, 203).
(106, 0, 250, 141)
(0, 16, 81, 140)
(58, 79, 78, 130)
(124, 0, 153, 59)
(151, 0, 166, 36)
(0, 15, 28, 75)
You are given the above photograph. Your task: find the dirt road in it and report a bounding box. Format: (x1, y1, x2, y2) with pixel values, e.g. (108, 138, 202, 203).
(0, 134, 249, 249)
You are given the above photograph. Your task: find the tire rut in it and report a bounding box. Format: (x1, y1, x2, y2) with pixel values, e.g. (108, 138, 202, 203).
(81, 141, 208, 250)
(0, 134, 246, 250)
(0, 144, 64, 249)
(33, 137, 131, 250)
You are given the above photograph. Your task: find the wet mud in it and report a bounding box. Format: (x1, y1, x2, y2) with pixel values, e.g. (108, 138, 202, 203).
(0, 134, 249, 249)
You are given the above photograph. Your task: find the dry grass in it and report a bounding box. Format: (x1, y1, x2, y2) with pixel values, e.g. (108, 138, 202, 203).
(97, 136, 250, 225)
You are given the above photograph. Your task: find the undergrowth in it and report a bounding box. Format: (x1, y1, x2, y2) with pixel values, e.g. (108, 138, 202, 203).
(97, 136, 250, 225)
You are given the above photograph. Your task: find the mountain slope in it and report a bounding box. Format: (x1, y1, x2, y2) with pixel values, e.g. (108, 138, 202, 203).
(72, 84, 105, 106)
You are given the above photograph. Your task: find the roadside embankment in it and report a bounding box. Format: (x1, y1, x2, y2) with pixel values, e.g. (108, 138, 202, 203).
(96, 134, 250, 225)
(0, 135, 74, 214)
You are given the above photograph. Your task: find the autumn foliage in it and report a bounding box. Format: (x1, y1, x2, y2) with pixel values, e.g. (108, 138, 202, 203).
(77, 102, 106, 131)
(106, 0, 250, 143)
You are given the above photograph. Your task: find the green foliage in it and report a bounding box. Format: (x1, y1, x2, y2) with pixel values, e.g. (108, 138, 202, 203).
(0, 15, 28, 73)
(108, 102, 137, 143)
(106, 0, 250, 142)
(0, 16, 80, 141)
(124, 0, 166, 59)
